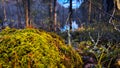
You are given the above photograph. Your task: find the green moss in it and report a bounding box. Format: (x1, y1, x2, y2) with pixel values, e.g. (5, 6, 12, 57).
(0, 28, 83, 68)
(0, 28, 60, 68)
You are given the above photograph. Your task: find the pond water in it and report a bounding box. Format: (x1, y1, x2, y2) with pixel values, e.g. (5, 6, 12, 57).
(57, 0, 84, 9)
(61, 21, 78, 31)
(58, 0, 84, 31)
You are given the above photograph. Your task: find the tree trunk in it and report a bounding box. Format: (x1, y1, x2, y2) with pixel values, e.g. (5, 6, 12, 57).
(69, 0, 72, 30)
(68, 0, 72, 46)
(48, 0, 53, 31)
(49, 0, 53, 18)
(53, 0, 57, 31)
(2, 0, 7, 21)
(88, 0, 91, 23)
(28, 0, 31, 27)
(23, 0, 30, 28)
(16, 0, 22, 28)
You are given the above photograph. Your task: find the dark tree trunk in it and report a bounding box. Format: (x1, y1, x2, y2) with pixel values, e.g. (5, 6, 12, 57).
(49, 0, 53, 18)
(16, 0, 22, 28)
(88, 0, 91, 23)
(69, 0, 72, 30)
(2, 0, 7, 22)
(28, 0, 31, 27)
(48, 0, 53, 31)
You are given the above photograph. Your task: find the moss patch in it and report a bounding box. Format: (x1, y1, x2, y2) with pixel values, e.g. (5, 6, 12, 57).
(0, 27, 83, 68)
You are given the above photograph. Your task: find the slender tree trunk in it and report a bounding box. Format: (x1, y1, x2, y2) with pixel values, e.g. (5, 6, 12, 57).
(88, 0, 91, 23)
(68, 0, 72, 46)
(53, 0, 57, 31)
(99, 0, 102, 22)
(16, 0, 22, 28)
(23, 0, 30, 28)
(69, 0, 72, 30)
(24, 0, 29, 28)
(28, 0, 31, 27)
(2, 0, 7, 21)
(49, 0, 53, 18)
(48, 0, 53, 31)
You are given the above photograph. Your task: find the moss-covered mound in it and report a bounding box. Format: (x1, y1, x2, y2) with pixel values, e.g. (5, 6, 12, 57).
(0, 27, 83, 68)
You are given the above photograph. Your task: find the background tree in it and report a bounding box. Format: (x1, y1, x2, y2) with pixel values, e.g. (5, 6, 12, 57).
(69, 0, 72, 30)
(22, 0, 31, 28)
(2, 0, 7, 22)
(48, 0, 53, 19)
(88, 0, 91, 23)
(41, 0, 54, 31)
(53, 0, 57, 31)
(16, 0, 22, 28)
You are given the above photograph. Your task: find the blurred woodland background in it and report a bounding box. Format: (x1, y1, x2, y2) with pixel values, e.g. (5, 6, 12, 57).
(0, 0, 120, 68)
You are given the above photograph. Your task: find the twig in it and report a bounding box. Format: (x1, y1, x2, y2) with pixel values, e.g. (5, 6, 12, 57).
(109, 3, 120, 32)
(89, 32, 101, 46)
(95, 32, 100, 46)
(89, 32, 95, 45)
(109, 7, 116, 24)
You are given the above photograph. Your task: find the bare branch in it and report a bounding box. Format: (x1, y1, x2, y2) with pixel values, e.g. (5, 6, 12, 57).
(89, 32, 102, 46)
(109, 3, 120, 32)
(95, 32, 101, 46)
(89, 32, 95, 44)
(109, 6, 116, 24)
